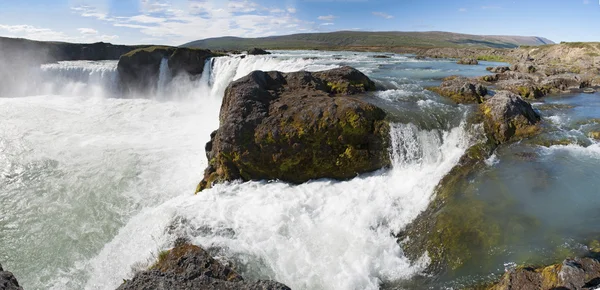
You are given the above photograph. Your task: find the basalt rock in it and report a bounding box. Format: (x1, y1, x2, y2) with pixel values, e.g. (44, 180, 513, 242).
(0, 263, 23, 290)
(117, 46, 222, 95)
(489, 258, 600, 290)
(247, 48, 271, 55)
(428, 76, 488, 104)
(481, 90, 541, 144)
(196, 66, 389, 192)
(118, 243, 290, 290)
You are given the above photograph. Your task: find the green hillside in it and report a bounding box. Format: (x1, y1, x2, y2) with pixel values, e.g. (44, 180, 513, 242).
(183, 31, 554, 51)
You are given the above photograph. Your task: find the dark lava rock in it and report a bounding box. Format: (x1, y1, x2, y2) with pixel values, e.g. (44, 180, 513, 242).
(247, 48, 271, 55)
(481, 90, 541, 144)
(118, 244, 290, 290)
(490, 257, 600, 290)
(0, 263, 23, 290)
(457, 57, 479, 65)
(117, 46, 221, 95)
(428, 76, 488, 104)
(196, 66, 389, 192)
(541, 74, 586, 92)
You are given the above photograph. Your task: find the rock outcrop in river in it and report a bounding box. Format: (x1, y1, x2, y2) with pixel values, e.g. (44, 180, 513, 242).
(117, 46, 224, 95)
(196, 66, 389, 192)
(119, 243, 290, 290)
(0, 263, 23, 290)
(481, 91, 540, 144)
(489, 257, 600, 290)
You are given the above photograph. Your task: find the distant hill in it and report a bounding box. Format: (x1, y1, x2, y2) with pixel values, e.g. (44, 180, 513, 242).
(183, 31, 554, 51)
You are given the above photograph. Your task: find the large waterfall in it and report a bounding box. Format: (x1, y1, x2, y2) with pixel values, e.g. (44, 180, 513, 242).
(1, 51, 475, 290)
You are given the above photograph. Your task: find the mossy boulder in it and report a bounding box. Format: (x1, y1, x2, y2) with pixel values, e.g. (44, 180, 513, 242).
(197, 66, 388, 192)
(489, 258, 600, 290)
(117, 46, 221, 95)
(481, 91, 541, 144)
(457, 57, 479, 65)
(589, 132, 600, 140)
(428, 76, 488, 104)
(119, 243, 290, 290)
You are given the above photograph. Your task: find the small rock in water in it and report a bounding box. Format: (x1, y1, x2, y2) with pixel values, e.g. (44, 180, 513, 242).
(584, 88, 596, 94)
(0, 263, 24, 290)
(118, 243, 291, 290)
(457, 57, 478, 65)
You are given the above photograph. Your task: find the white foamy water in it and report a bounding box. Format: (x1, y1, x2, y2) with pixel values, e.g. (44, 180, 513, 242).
(1, 51, 478, 290)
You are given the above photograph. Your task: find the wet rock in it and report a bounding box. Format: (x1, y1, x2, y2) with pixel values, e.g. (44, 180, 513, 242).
(372, 55, 392, 59)
(487, 66, 511, 73)
(247, 48, 271, 55)
(117, 46, 222, 95)
(481, 91, 541, 144)
(490, 258, 600, 290)
(196, 66, 389, 192)
(496, 79, 548, 99)
(457, 57, 479, 65)
(541, 74, 585, 92)
(118, 243, 290, 290)
(0, 263, 23, 290)
(427, 76, 488, 104)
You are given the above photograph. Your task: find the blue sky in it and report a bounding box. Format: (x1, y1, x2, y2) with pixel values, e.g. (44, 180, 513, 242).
(0, 0, 599, 45)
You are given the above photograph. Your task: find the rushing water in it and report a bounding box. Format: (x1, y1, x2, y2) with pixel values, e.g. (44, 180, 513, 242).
(3, 50, 595, 290)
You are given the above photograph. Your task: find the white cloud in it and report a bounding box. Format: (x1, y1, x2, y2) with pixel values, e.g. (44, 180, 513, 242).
(78, 28, 98, 35)
(318, 15, 337, 21)
(372, 12, 394, 19)
(320, 23, 334, 26)
(71, 6, 108, 20)
(0, 24, 117, 43)
(228, 0, 258, 13)
(68, 0, 312, 45)
(0, 24, 70, 41)
(129, 15, 166, 24)
(458, 8, 467, 12)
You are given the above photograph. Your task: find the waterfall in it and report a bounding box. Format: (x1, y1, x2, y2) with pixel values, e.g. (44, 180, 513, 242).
(156, 58, 171, 95)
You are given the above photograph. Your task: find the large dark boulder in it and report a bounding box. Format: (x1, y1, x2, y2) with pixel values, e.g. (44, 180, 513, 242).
(490, 258, 600, 290)
(427, 76, 488, 104)
(481, 90, 541, 144)
(247, 48, 271, 55)
(0, 263, 23, 290)
(118, 243, 290, 290)
(117, 46, 221, 95)
(196, 66, 389, 192)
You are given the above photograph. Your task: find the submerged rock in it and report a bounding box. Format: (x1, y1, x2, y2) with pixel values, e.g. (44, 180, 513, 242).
(490, 258, 600, 290)
(457, 57, 479, 65)
(247, 48, 271, 55)
(481, 91, 541, 144)
(428, 76, 488, 104)
(0, 263, 23, 290)
(119, 243, 290, 290)
(196, 66, 389, 192)
(117, 46, 222, 95)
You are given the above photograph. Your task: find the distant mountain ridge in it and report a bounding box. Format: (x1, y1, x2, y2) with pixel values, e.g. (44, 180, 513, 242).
(183, 31, 554, 51)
